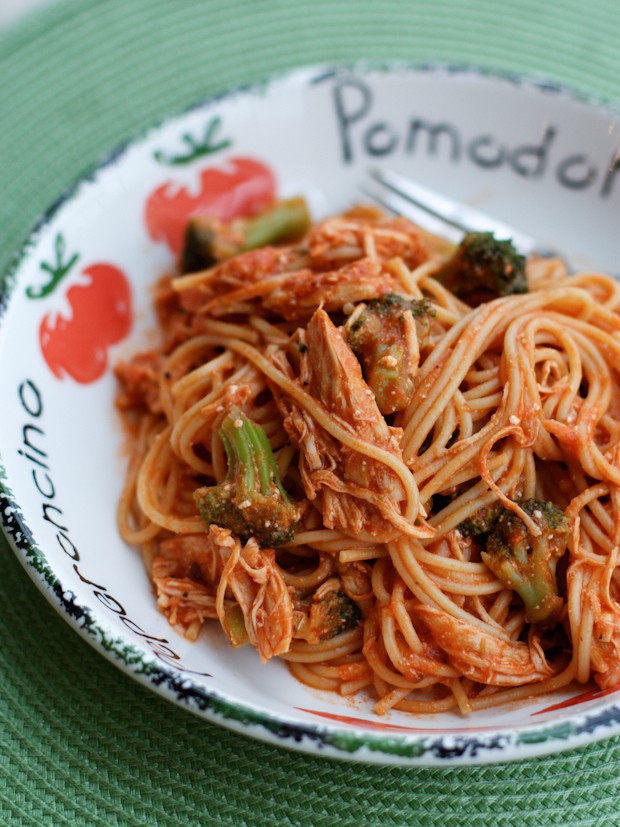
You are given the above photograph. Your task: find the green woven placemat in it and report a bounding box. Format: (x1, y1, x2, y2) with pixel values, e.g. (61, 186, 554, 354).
(2, 1, 620, 825)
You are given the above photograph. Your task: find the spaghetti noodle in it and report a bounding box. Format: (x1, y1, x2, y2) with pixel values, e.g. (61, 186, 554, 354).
(116, 202, 620, 715)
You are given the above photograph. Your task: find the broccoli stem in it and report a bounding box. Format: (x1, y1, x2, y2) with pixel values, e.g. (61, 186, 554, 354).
(242, 197, 310, 250)
(220, 414, 256, 493)
(195, 409, 300, 547)
(182, 197, 310, 272)
(223, 603, 250, 648)
(489, 538, 563, 625)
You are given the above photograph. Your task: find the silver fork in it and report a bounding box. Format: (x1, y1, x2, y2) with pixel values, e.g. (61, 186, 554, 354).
(363, 168, 560, 260)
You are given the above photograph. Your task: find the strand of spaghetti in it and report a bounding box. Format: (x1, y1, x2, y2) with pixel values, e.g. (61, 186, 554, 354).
(453, 389, 474, 441)
(281, 627, 362, 662)
(339, 547, 389, 563)
(280, 554, 335, 591)
(418, 272, 471, 318)
(576, 507, 618, 558)
(427, 478, 505, 538)
(340, 676, 375, 695)
(215, 535, 242, 625)
(388, 537, 512, 639)
(165, 336, 231, 382)
(192, 334, 424, 526)
(417, 435, 515, 504)
(567, 561, 596, 683)
(166, 350, 235, 421)
(414, 431, 510, 492)
(611, 477, 620, 546)
(393, 695, 458, 714)
(197, 318, 261, 343)
(425, 571, 503, 597)
(448, 679, 474, 715)
(171, 358, 254, 413)
(136, 426, 204, 533)
(201, 269, 311, 314)
(371, 558, 394, 606)
(478, 425, 542, 535)
(363, 636, 422, 689)
(409, 401, 458, 473)
(467, 593, 509, 632)
(401, 287, 598, 457)
(249, 315, 291, 343)
(374, 687, 415, 715)
(389, 580, 423, 653)
(411, 549, 490, 574)
(600, 545, 620, 607)
(514, 316, 582, 422)
(469, 661, 577, 710)
(487, 590, 513, 625)
(117, 416, 164, 544)
(561, 300, 620, 339)
(565, 272, 620, 310)
(287, 662, 341, 691)
(522, 448, 537, 500)
(284, 529, 377, 549)
(576, 594, 596, 688)
(390, 260, 463, 325)
(170, 363, 265, 474)
(160, 346, 234, 423)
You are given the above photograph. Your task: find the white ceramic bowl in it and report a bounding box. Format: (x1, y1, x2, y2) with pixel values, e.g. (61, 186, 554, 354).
(2, 64, 620, 766)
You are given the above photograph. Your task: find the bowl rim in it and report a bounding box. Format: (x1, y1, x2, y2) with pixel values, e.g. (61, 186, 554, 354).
(2, 59, 620, 766)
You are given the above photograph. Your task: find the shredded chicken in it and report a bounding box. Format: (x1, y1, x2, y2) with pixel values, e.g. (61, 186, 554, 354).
(415, 604, 553, 686)
(273, 307, 410, 540)
(263, 257, 397, 321)
(219, 536, 294, 661)
(307, 207, 429, 269)
(153, 526, 237, 639)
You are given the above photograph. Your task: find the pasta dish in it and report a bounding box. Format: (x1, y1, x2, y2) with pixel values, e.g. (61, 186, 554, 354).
(116, 196, 620, 716)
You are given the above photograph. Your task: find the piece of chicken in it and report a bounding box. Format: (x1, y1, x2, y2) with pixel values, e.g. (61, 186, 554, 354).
(153, 525, 294, 662)
(415, 604, 553, 686)
(306, 207, 429, 269)
(152, 526, 238, 638)
(584, 562, 620, 690)
(274, 308, 415, 541)
(262, 256, 397, 322)
(174, 246, 303, 310)
(590, 606, 620, 690)
(219, 536, 294, 661)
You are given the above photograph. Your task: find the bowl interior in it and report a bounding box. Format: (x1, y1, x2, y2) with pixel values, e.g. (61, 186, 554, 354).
(1, 64, 620, 765)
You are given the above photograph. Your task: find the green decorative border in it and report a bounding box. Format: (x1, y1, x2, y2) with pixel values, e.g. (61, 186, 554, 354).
(1, 61, 620, 765)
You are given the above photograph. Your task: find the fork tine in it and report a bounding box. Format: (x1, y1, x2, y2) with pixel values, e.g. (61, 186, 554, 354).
(369, 168, 538, 256)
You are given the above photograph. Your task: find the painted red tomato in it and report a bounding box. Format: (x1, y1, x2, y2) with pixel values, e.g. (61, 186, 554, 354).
(145, 156, 277, 255)
(40, 263, 132, 384)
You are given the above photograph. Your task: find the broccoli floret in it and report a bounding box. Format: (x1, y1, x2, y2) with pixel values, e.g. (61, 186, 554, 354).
(309, 590, 361, 640)
(346, 294, 434, 415)
(435, 232, 527, 304)
(481, 499, 570, 625)
(458, 502, 503, 538)
(181, 197, 311, 272)
(194, 408, 301, 547)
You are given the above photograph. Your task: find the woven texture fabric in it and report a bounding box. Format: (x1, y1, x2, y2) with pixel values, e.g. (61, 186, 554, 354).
(2, 1, 620, 824)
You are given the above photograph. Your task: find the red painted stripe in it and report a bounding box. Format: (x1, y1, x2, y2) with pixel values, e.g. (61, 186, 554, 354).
(533, 683, 620, 716)
(296, 708, 502, 734)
